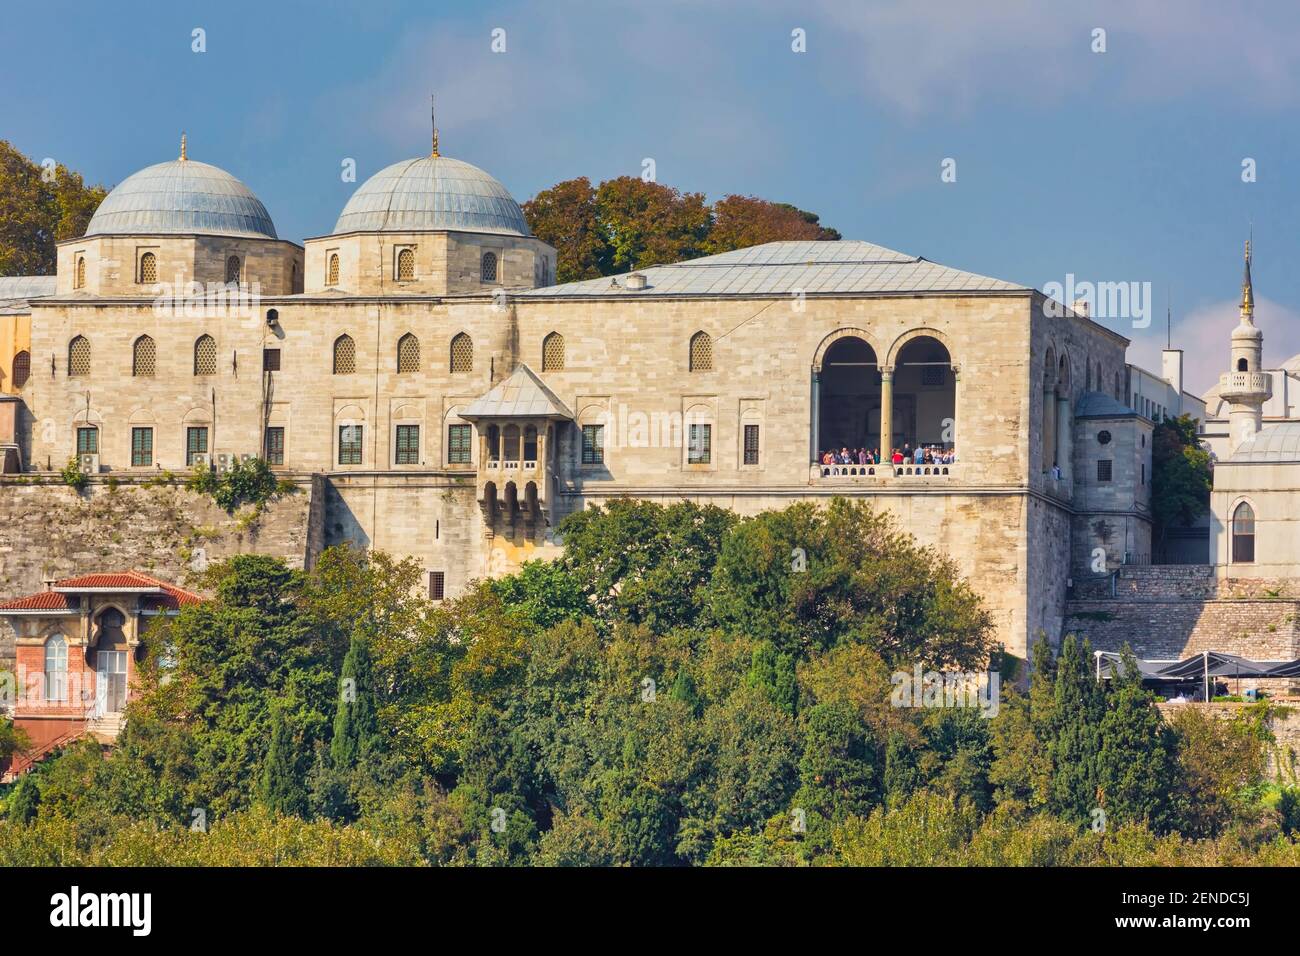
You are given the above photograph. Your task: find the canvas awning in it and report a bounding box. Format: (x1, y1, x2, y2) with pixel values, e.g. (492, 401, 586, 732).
(1095, 650, 1300, 681)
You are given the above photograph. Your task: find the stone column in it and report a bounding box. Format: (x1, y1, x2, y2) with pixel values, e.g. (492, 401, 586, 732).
(810, 370, 820, 462)
(949, 364, 960, 449)
(1055, 389, 1073, 483)
(880, 366, 895, 456)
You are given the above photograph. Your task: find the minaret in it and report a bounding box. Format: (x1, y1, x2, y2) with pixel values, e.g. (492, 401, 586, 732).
(1220, 239, 1271, 452)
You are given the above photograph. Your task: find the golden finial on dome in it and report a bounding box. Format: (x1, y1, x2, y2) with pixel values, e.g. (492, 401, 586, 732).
(180, 132, 188, 162)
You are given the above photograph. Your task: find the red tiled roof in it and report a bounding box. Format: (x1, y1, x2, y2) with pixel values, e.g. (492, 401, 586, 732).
(55, 571, 166, 590)
(0, 591, 73, 611)
(0, 571, 203, 613)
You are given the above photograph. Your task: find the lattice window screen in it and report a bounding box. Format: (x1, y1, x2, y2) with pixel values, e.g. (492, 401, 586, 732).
(397, 334, 420, 373)
(690, 332, 713, 371)
(542, 333, 565, 371)
(68, 337, 91, 377)
(194, 335, 217, 376)
(450, 333, 473, 373)
(133, 336, 156, 377)
(334, 335, 355, 374)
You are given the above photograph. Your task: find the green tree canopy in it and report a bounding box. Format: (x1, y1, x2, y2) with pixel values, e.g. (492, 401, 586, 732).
(0, 140, 106, 275)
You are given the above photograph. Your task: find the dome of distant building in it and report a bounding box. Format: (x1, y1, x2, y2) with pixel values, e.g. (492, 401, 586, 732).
(333, 156, 530, 236)
(85, 156, 278, 239)
(1229, 421, 1300, 462)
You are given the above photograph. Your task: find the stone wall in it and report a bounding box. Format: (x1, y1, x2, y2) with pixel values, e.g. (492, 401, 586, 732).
(0, 474, 315, 666)
(1156, 701, 1300, 781)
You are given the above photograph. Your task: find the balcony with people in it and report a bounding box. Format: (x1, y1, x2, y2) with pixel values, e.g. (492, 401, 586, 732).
(810, 332, 958, 483)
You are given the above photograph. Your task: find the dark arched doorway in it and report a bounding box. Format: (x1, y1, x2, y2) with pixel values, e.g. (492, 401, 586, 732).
(893, 336, 955, 450)
(818, 337, 882, 456)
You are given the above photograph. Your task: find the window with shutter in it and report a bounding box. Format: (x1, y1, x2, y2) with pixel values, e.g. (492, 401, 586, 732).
(448, 424, 472, 464)
(131, 427, 153, 466)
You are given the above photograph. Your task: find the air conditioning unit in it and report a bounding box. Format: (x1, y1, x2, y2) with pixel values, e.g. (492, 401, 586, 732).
(192, 453, 212, 469)
(78, 453, 100, 474)
(216, 453, 235, 473)
(239, 453, 258, 465)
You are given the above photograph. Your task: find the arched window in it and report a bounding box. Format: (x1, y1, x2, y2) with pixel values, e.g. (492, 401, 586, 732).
(133, 335, 156, 377)
(689, 331, 713, 372)
(12, 350, 30, 389)
(138, 252, 157, 284)
(1231, 502, 1256, 563)
(450, 333, 473, 373)
(397, 248, 415, 281)
(542, 332, 565, 371)
(327, 253, 340, 286)
(1237, 358, 1248, 372)
(524, 425, 538, 462)
(194, 334, 217, 376)
(75, 256, 86, 289)
(333, 334, 355, 375)
(226, 255, 241, 284)
(68, 335, 91, 377)
(397, 333, 420, 373)
(481, 251, 498, 283)
(44, 634, 67, 702)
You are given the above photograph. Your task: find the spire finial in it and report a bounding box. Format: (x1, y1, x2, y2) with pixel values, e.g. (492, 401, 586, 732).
(431, 95, 439, 157)
(1241, 236, 1254, 316)
(180, 132, 187, 161)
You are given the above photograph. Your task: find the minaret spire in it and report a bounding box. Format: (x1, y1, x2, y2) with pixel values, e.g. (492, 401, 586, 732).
(180, 132, 188, 162)
(431, 95, 439, 157)
(1241, 237, 1254, 318)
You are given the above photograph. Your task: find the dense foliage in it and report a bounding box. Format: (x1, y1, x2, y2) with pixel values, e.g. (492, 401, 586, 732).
(1151, 413, 1212, 560)
(0, 140, 106, 276)
(2, 500, 1297, 866)
(185, 457, 294, 513)
(522, 176, 838, 282)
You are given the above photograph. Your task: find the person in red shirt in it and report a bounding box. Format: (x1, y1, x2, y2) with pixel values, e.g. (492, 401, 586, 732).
(891, 448, 904, 464)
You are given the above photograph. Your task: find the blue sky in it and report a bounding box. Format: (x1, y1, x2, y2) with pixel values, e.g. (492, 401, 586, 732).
(4, 0, 1299, 392)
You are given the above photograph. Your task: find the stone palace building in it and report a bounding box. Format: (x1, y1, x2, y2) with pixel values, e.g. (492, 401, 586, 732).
(0, 133, 1221, 664)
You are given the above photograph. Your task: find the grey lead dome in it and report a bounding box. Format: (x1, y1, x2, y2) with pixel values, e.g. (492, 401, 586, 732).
(85, 159, 278, 239)
(333, 156, 530, 236)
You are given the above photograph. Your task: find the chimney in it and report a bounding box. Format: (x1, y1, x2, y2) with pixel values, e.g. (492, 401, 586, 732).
(42, 573, 57, 591)
(625, 272, 648, 291)
(1072, 298, 1090, 318)
(1162, 349, 1184, 410)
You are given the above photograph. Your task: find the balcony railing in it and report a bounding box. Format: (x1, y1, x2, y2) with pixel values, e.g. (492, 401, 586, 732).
(483, 459, 541, 474)
(1217, 371, 1272, 400)
(811, 463, 957, 480)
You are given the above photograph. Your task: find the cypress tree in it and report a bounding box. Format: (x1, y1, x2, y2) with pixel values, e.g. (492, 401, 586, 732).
(331, 633, 379, 769)
(260, 708, 307, 816)
(1097, 648, 1179, 832)
(1047, 635, 1105, 827)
